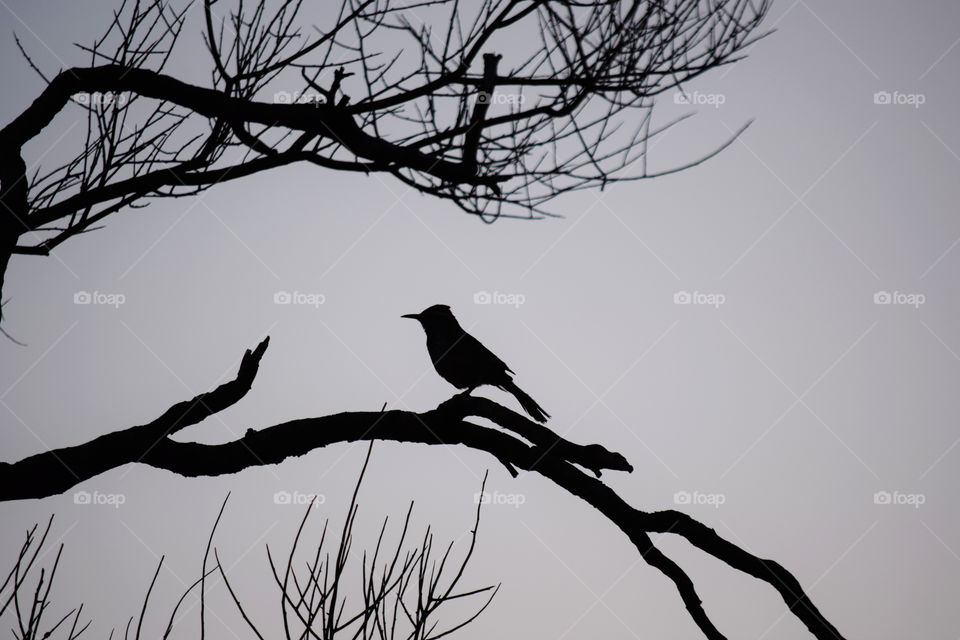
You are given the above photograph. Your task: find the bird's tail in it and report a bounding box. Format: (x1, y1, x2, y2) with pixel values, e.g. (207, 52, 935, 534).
(499, 379, 550, 423)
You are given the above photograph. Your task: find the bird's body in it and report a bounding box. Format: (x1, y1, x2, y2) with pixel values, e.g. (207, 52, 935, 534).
(403, 304, 550, 422)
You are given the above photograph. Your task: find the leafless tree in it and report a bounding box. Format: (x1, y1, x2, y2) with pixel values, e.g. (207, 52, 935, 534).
(0, 447, 496, 640)
(0, 0, 770, 324)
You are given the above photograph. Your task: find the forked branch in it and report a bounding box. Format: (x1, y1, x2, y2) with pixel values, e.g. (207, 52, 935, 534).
(0, 337, 844, 640)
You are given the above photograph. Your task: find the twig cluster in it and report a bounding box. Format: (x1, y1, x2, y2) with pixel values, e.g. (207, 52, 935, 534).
(1, 0, 770, 264)
(0, 517, 89, 640)
(0, 447, 496, 640)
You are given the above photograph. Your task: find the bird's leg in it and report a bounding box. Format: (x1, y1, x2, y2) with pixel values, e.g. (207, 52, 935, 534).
(457, 386, 477, 397)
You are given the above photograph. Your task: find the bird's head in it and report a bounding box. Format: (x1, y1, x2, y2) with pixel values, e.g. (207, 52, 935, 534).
(401, 304, 457, 327)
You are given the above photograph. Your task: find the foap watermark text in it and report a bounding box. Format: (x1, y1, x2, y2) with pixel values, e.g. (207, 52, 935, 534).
(674, 290, 725, 308)
(274, 290, 326, 307)
(274, 490, 325, 505)
(874, 490, 925, 509)
(474, 290, 526, 308)
(474, 490, 526, 508)
(74, 290, 126, 308)
(674, 490, 726, 509)
(874, 290, 925, 309)
(74, 490, 126, 508)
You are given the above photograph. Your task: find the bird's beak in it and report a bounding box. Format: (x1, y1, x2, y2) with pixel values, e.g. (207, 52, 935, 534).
(401, 313, 420, 320)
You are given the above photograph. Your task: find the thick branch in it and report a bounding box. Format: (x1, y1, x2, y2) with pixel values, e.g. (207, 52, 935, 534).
(0, 65, 503, 231)
(0, 337, 844, 640)
(0, 337, 269, 499)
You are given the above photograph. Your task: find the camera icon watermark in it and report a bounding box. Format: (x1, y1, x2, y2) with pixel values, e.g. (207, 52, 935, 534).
(873, 290, 925, 309)
(73, 490, 126, 508)
(74, 290, 126, 308)
(473, 290, 526, 308)
(674, 91, 726, 109)
(274, 290, 326, 307)
(673, 290, 725, 308)
(873, 490, 925, 509)
(873, 90, 925, 109)
(273, 490, 325, 505)
(673, 490, 725, 509)
(474, 490, 526, 508)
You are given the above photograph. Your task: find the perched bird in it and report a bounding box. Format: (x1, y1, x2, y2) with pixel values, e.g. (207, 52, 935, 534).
(402, 304, 550, 422)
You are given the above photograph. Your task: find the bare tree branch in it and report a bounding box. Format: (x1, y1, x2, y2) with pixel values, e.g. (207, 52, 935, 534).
(0, 336, 269, 499)
(0, 337, 844, 640)
(0, 0, 772, 324)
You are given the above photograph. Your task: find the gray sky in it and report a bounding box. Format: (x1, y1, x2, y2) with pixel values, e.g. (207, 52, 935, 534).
(2, 1, 959, 638)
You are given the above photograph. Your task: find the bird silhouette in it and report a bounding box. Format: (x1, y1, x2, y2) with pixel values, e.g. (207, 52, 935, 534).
(402, 304, 550, 423)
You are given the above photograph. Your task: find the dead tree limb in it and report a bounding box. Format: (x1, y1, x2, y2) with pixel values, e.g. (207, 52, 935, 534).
(0, 0, 772, 323)
(0, 337, 844, 640)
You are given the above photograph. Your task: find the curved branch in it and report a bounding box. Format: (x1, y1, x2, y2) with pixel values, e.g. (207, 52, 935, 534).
(0, 337, 844, 640)
(0, 336, 269, 500)
(0, 0, 772, 327)
(0, 65, 502, 229)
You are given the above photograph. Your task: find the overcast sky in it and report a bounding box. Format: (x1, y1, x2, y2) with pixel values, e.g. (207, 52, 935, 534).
(2, 1, 959, 638)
